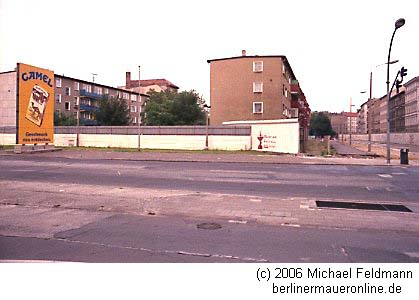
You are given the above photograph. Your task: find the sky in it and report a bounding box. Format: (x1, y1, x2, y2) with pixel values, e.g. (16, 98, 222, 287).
(1, 0, 418, 113)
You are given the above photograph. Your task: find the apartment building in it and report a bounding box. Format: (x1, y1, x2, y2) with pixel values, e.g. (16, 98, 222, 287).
(357, 101, 368, 134)
(328, 112, 357, 134)
(389, 88, 406, 132)
(54, 75, 145, 125)
(290, 79, 311, 150)
(0, 69, 145, 126)
(207, 51, 302, 125)
(405, 76, 419, 132)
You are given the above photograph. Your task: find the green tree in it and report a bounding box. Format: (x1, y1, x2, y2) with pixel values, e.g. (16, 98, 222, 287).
(94, 95, 131, 126)
(54, 111, 77, 126)
(143, 90, 206, 125)
(309, 112, 335, 137)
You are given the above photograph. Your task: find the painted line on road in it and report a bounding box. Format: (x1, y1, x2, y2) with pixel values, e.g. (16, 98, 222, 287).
(228, 220, 247, 224)
(249, 199, 262, 203)
(281, 223, 300, 228)
(378, 174, 393, 178)
(404, 252, 419, 258)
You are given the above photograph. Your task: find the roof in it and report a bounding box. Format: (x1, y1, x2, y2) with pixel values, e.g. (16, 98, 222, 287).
(405, 76, 419, 86)
(129, 79, 179, 89)
(56, 74, 142, 96)
(207, 55, 296, 80)
(342, 112, 358, 117)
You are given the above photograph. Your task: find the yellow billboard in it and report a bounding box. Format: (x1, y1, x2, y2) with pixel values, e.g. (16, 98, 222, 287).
(17, 63, 54, 145)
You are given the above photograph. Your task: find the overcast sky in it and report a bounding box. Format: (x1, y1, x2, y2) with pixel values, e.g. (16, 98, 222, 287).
(1, 0, 418, 112)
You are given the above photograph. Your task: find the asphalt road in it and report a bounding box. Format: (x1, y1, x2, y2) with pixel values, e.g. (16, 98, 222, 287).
(1, 156, 419, 262)
(1, 155, 418, 202)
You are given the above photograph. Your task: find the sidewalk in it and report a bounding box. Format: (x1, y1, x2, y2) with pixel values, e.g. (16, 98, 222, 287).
(1, 147, 418, 166)
(330, 140, 373, 156)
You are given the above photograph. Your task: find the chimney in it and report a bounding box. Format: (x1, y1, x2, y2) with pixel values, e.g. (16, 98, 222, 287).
(242, 50, 246, 56)
(126, 72, 131, 88)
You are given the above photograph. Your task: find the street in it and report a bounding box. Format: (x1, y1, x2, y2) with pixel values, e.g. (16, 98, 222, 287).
(1, 155, 419, 262)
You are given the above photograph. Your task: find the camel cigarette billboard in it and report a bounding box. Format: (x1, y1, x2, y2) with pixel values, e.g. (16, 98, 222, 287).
(17, 63, 54, 145)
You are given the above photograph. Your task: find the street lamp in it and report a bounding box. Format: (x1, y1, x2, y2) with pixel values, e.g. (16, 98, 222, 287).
(138, 65, 141, 151)
(386, 18, 405, 164)
(349, 98, 355, 145)
(204, 104, 211, 150)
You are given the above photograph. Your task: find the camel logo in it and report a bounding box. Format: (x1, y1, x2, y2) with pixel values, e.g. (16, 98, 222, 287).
(257, 131, 264, 149)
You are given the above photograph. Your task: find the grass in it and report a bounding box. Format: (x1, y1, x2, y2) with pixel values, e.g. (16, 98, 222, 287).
(305, 139, 336, 156)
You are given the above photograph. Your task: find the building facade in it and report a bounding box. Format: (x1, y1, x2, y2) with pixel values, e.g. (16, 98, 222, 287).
(0, 69, 144, 126)
(329, 112, 357, 134)
(357, 102, 368, 134)
(404, 76, 419, 132)
(207, 51, 303, 125)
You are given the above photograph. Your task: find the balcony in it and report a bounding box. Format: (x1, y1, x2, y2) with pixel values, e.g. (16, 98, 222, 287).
(80, 119, 98, 126)
(80, 104, 99, 112)
(80, 89, 103, 100)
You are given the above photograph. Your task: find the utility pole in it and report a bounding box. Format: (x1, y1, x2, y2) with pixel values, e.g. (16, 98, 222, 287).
(349, 97, 353, 145)
(138, 66, 141, 151)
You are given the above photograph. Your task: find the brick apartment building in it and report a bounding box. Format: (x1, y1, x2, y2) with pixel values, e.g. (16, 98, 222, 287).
(328, 112, 357, 135)
(207, 51, 310, 135)
(0, 69, 146, 127)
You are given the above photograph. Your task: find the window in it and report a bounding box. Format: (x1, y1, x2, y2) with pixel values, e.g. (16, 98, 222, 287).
(82, 84, 91, 93)
(94, 87, 103, 95)
(55, 78, 62, 87)
(55, 94, 62, 103)
(253, 61, 263, 72)
(130, 105, 137, 113)
(74, 96, 79, 106)
(74, 82, 79, 90)
(65, 102, 71, 111)
(104, 88, 109, 94)
(131, 94, 137, 101)
(253, 102, 263, 114)
(65, 87, 71, 96)
(253, 82, 263, 93)
(282, 64, 285, 75)
(123, 92, 129, 100)
(133, 117, 137, 124)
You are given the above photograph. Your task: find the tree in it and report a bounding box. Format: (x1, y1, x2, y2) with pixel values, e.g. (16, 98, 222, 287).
(143, 90, 206, 126)
(94, 95, 131, 126)
(54, 111, 77, 126)
(309, 112, 335, 137)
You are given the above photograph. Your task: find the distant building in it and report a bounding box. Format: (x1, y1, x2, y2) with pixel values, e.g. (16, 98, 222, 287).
(328, 112, 357, 134)
(357, 102, 368, 134)
(207, 50, 309, 126)
(123, 72, 179, 95)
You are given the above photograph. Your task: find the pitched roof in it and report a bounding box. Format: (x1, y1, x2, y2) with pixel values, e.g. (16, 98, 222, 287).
(129, 79, 179, 89)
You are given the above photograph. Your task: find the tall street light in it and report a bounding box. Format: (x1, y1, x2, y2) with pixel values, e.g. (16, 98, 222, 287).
(138, 65, 141, 151)
(386, 18, 405, 164)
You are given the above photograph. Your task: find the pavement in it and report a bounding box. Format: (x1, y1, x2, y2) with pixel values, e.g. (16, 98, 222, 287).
(1, 145, 418, 166)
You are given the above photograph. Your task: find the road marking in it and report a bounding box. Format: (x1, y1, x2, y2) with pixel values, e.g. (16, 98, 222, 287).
(404, 252, 419, 258)
(392, 172, 407, 175)
(228, 220, 247, 224)
(366, 187, 371, 191)
(249, 199, 262, 203)
(281, 223, 300, 228)
(378, 174, 393, 178)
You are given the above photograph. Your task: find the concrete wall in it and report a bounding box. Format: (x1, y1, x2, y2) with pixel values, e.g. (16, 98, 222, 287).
(341, 132, 419, 146)
(251, 120, 300, 154)
(4, 133, 251, 150)
(0, 72, 17, 127)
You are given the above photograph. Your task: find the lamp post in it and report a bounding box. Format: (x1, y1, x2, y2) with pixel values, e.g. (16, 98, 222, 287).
(349, 98, 355, 145)
(386, 18, 405, 164)
(138, 65, 141, 151)
(204, 104, 211, 150)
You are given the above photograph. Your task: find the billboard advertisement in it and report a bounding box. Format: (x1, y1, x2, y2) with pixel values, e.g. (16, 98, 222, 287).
(17, 63, 54, 145)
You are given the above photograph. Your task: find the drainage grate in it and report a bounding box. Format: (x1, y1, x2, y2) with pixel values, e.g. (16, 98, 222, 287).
(315, 201, 412, 212)
(197, 223, 222, 230)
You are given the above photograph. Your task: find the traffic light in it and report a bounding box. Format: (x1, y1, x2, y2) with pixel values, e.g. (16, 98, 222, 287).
(400, 66, 408, 78)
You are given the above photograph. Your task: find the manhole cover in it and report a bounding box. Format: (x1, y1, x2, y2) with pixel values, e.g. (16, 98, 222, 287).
(316, 201, 412, 212)
(197, 223, 222, 230)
